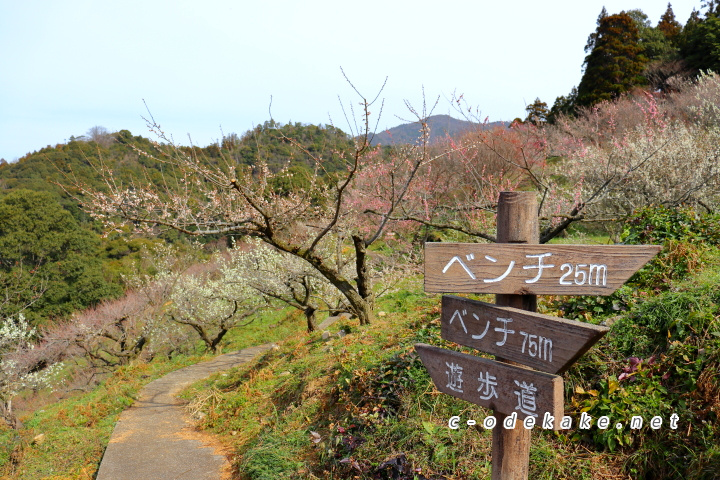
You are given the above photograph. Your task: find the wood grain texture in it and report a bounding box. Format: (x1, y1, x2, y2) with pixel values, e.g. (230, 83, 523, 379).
(441, 295, 608, 374)
(425, 243, 661, 295)
(415, 343, 564, 427)
(492, 191, 537, 480)
(496, 191, 538, 244)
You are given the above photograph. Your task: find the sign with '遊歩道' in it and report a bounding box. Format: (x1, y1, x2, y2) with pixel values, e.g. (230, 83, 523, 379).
(415, 343, 565, 427)
(416, 192, 662, 479)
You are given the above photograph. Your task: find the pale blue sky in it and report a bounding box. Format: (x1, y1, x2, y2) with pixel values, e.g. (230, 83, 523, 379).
(0, 0, 699, 161)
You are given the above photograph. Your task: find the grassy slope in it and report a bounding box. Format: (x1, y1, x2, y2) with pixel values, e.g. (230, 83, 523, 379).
(0, 306, 304, 479)
(181, 285, 612, 479)
(183, 251, 720, 479)
(2, 240, 718, 479)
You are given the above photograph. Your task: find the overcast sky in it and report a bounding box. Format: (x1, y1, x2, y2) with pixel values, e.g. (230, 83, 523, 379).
(0, 0, 700, 161)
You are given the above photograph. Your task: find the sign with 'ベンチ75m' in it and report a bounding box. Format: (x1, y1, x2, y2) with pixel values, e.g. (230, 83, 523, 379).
(425, 243, 661, 296)
(440, 295, 609, 375)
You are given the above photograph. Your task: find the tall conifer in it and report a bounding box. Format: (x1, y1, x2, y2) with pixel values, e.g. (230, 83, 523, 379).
(658, 3, 682, 42)
(576, 11, 647, 108)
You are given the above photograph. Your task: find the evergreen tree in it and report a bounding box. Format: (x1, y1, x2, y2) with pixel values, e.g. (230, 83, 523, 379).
(703, 0, 720, 18)
(680, 13, 720, 73)
(548, 87, 578, 123)
(632, 4, 686, 93)
(688, 8, 702, 25)
(628, 9, 677, 62)
(576, 11, 647, 108)
(524, 98, 549, 125)
(658, 3, 682, 43)
(0, 190, 121, 322)
(585, 7, 609, 54)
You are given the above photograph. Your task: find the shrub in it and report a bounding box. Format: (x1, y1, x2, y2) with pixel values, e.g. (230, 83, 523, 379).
(622, 205, 720, 288)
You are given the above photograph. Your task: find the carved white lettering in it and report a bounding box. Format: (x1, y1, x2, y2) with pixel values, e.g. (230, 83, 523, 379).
(520, 331, 553, 363)
(589, 264, 607, 286)
(559, 263, 608, 287)
(574, 264, 588, 285)
(559, 263, 573, 285)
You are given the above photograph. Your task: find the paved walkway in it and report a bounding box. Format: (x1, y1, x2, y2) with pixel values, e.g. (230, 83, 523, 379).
(96, 343, 276, 480)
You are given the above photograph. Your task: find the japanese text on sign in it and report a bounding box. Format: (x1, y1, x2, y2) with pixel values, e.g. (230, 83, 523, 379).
(449, 308, 553, 363)
(425, 243, 660, 295)
(442, 252, 607, 287)
(445, 361, 541, 418)
(440, 296, 609, 375)
(416, 343, 565, 424)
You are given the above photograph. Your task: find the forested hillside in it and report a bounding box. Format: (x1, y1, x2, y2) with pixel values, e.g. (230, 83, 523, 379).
(545, 2, 720, 121)
(0, 122, 356, 327)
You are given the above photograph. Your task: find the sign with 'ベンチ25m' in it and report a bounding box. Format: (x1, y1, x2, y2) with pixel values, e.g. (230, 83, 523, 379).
(425, 243, 661, 296)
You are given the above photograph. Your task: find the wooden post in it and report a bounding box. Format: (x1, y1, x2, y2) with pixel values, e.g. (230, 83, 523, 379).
(491, 191, 538, 480)
(419, 192, 658, 478)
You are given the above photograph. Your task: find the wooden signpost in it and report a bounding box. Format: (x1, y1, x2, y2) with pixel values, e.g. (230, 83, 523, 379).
(440, 295, 608, 375)
(425, 243, 660, 295)
(415, 344, 564, 425)
(416, 191, 660, 480)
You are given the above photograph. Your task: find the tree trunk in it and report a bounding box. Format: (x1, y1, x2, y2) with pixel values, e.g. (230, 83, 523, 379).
(0, 401, 22, 430)
(209, 327, 228, 353)
(304, 305, 317, 332)
(353, 235, 375, 310)
(326, 279, 374, 325)
(351, 296, 374, 326)
(273, 238, 375, 326)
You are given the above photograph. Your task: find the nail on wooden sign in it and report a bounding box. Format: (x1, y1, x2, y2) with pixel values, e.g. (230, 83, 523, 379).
(415, 343, 564, 428)
(425, 243, 661, 296)
(440, 295, 609, 374)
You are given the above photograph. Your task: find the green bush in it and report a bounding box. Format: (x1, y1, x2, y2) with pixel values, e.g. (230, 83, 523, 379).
(610, 281, 720, 357)
(565, 260, 720, 477)
(551, 205, 720, 321)
(622, 205, 720, 287)
(622, 205, 720, 245)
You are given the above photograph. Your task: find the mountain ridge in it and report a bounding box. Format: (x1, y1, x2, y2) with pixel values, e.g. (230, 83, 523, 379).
(370, 114, 508, 146)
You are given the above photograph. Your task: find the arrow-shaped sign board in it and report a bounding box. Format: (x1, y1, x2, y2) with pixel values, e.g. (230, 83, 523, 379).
(440, 295, 609, 374)
(425, 243, 660, 296)
(415, 343, 564, 428)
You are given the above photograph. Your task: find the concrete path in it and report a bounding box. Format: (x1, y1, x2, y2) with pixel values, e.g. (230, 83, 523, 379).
(96, 343, 276, 480)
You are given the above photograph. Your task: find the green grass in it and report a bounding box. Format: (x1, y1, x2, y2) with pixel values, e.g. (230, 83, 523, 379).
(0, 304, 306, 479)
(546, 232, 612, 245)
(178, 282, 621, 479)
(220, 304, 305, 352)
(4, 226, 720, 479)
(1, 357, 201, 479)
(179, 248, 720, 479)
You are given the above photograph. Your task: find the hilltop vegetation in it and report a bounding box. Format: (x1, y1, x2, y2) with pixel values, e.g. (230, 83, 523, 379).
(0, 121, 358, 322)
(544, 3, 720, 121)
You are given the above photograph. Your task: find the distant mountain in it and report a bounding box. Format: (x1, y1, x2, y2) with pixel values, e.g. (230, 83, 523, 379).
(369, 114, 508, 146)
